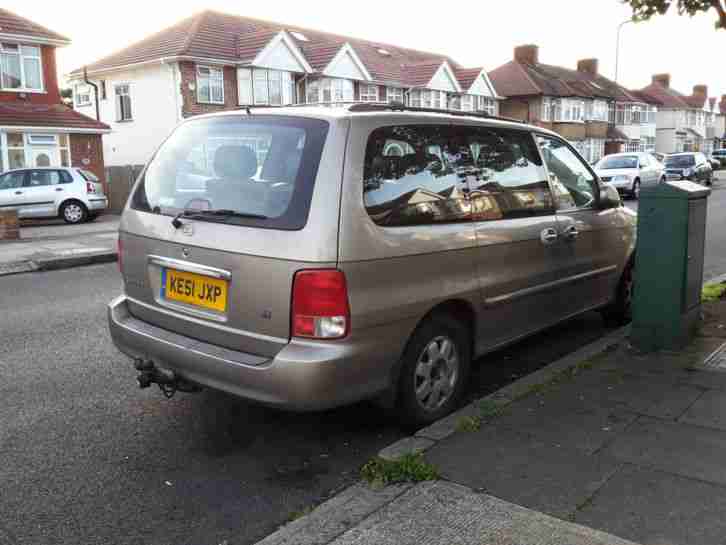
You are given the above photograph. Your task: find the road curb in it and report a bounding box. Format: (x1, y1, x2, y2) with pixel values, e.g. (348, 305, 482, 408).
(254, 324, 631, 545)
(0, 251, 117, 277)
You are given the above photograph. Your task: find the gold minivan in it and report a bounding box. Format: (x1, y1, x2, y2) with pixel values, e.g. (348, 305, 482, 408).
(109, 104, 635, 426)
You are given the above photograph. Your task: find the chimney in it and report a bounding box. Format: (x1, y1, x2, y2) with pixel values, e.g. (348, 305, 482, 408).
(577, 58, 599, 75)
(652, 73, 671, 88)
(693, 84, 708, 97)
(514, 45, 539, 65)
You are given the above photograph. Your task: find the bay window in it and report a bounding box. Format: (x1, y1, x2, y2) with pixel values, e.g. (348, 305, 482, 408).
(196, 65, 224, 104)
(407, 89, 447, 109)
(359, 84, 378, 102)
(0, 43, 43, 91)
(386, 87, 404, 104)
(238, 68, 295, 106)
(305, 77, 353, 104)
(476, 96, 497, 115)
(461, 95, 474, 111)
(448, 94, 461, 110)
(0, 132, 70, 171)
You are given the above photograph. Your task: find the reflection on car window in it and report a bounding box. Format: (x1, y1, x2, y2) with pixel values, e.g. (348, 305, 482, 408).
(598, 155, 638, 170)
(0, 171, 25, 190)
(536, 135, 596, 209)
(363, 125, 554, 226)
(363, 125, 472, 226)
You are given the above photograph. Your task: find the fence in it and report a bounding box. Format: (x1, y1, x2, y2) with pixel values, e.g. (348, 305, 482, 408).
(105, 165, 144, 213)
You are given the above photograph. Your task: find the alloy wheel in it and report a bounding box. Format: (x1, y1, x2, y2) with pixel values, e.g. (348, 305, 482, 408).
(64, 203, 84, 223)
(414, 336, 459, 412)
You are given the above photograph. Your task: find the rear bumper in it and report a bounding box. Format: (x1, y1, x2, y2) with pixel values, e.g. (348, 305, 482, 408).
(88, 197, 108, 212)
(108, 295, 406, 410)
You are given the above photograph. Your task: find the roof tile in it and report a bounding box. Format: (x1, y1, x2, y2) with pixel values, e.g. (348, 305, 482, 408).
(0, 8, 69, 43)
(0, 103, 109, 131)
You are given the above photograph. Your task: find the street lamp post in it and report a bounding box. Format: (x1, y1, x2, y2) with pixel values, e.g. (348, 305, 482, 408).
(615, 19, 634, 84)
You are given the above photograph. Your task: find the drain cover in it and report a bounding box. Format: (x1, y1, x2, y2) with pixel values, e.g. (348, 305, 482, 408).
(702, 341, 726, 369)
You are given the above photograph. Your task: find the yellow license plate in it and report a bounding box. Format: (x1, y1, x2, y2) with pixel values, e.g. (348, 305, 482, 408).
(162, 268, 228, 313)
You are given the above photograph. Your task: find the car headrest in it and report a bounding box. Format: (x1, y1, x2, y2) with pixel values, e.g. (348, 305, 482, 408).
(214, 145, 257, 180)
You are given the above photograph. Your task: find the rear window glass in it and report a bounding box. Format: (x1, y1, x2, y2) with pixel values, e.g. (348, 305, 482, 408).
(665, 155, 695, 167)
(131, 115, 329, 230)
(78, 169, 99, 182)
(714, 150, 726, 156)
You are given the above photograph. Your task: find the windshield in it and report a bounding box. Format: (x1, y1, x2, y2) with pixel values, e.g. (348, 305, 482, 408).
(78, 169, 99, 182)
(131, 115, 329, 229)
(665, 155, 695, 168)
(597, 155, 638, 170)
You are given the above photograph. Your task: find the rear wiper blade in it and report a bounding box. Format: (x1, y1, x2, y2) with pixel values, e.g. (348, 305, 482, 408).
(182, 209, 268, 220)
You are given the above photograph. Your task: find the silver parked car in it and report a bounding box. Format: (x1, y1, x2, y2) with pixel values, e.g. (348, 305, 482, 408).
(594, 152, 665, 200)
(0, 166, 108, 223)
(109, 105, 636, 425)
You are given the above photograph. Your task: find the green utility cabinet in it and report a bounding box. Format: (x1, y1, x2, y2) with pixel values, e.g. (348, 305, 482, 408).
(631, 181, 710, 352)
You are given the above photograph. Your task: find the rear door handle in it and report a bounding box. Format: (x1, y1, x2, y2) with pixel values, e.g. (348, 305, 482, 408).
(55, 187, 63, 191)
(14, 191, 22, 195)
(563, 225, 579, 240)
(540, 228, 558, 245)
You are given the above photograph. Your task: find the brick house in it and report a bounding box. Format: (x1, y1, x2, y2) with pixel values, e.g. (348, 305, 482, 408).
(638, 75, 723, 155)
(67, 9, 502, 167)
(0, 8, 109, 178)
(488, 45, 659, 163)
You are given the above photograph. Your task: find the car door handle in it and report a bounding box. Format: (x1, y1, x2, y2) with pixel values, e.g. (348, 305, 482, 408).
(562, 225, 579, 240)
(14, 191, 22, 195)
(540, 228, 559, 245)
(55, 187, 63, 192)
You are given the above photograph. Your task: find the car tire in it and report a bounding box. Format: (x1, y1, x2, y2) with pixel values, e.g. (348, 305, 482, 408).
(397, 314, 471, 428)
(87, 213, 99, 222)
(631, 179, 641, 200)
(707, 173, 713, 186)
(60, 201, 88, 224)
(601, 260, 634, 327)
(660, 176, 666, 184)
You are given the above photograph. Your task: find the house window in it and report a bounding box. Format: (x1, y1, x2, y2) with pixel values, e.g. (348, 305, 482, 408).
(197, 66, 224, 104)
(386, 87, 404, 104)
(461, 95, 474, 112)
(359, 84, 378, 102)
(0, 43, 42, 91)
(448, 94, 461, 111)
(541, 97, 552, 121)
(1, 132, 71, 170)
(408, 89, 421, 107)
(476, 96, 497, 116)
(74, 84, 92, 107)
(306, 78, 353, 104)
(100, 80, 107, 100)
(6, 132, 25, 169)
(586, 100, 608, 122)
(115, 84, 133, 121)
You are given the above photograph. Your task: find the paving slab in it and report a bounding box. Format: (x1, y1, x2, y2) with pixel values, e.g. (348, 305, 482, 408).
(605, 416, 726, 486)
(574, 464, 726, 545)
(331, 481, 636, 545)
(679, 388, 726, 431)
(425, 425, 622, 520)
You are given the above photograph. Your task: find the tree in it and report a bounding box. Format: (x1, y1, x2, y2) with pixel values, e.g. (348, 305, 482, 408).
(624, 0, 726, 29)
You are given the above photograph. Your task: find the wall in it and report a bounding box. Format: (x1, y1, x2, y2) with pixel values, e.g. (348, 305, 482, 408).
(656, 128, 676, 154)
(179, 62, 238, 117)
(74, 63, 179, 167)
(554, 123, 587, 141)
(585, 122, 608, 139)
(0, 45, 61, 104)
(498, 98, 531, 122)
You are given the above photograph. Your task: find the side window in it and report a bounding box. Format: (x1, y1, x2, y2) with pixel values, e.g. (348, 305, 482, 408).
(0, 171, 25, 190)
(464, 127, 554, 221)
(26, 170, 62, 187)
(363, 125, 471, 226)
(536, 135, 597, 210)
(59, 170, 74, 184)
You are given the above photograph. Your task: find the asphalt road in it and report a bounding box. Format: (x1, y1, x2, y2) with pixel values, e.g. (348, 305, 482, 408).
(0, 263, 614, 545)
(624, 172, 726, 281)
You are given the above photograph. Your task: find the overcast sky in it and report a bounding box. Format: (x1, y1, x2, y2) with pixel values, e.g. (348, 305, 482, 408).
(6, 0, 725, 99)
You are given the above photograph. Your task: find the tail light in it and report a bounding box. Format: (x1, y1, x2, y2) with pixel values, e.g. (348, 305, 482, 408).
(117, 237, 123, 272)
(292, 270, 350, 339)
(86, 182, 96, 194)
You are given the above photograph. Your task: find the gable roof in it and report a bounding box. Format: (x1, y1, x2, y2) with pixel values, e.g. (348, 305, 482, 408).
(0, 8, 70, 45)
(69, 9, 482, 91)
(639, 82, 693, 109)
(489, 58, 639, 102)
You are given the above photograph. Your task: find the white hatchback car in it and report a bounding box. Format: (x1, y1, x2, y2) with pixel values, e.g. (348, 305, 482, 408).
(0, 167, 108, 224)
(594, 152, 665, 200)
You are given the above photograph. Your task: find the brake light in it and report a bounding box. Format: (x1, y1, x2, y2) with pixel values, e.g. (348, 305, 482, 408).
(117, 237, 123, 272)
(292, 270, 350, 339)
(86, 182, 96, 194)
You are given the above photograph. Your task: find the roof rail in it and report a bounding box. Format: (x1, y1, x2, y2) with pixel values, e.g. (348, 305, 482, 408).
(347, 102, 526, 125)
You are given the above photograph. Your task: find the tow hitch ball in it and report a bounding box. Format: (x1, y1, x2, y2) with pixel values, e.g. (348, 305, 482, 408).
(134, 359, 200, 398)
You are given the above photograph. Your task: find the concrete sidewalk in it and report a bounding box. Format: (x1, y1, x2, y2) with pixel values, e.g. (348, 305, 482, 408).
(0, 215, 119, 276)
(258, 299, 726, 545)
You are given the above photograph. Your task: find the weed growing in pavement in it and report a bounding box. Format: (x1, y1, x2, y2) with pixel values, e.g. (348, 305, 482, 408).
(288, 506, 313, 521)
(361, 454, 439, 487)
(702, 283, 726, 302)
(456, 415, 482, 432)
(478, 399, 508, 420)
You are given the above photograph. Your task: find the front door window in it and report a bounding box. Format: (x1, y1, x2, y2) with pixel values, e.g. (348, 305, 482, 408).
(536, 135, 598, 210)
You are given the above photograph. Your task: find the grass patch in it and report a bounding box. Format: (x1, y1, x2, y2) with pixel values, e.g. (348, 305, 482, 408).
(361, 453, 439, 487)
(702, 283, 726, 302)
(456, 415, 482, 433)
(288, 506, 313, 521)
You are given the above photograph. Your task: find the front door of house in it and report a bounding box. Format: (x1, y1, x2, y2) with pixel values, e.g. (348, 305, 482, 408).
(30, 147, 58, 167)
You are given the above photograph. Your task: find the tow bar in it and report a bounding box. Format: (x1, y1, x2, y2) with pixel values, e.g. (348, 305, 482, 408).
(134, 359, 201, 399)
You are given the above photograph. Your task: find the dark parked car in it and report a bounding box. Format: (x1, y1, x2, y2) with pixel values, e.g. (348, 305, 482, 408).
(664, 152, 713, 185)
(712, 149, 726, 169)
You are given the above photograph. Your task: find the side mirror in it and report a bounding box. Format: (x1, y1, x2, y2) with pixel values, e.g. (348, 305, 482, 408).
(599, 183, 621, 210)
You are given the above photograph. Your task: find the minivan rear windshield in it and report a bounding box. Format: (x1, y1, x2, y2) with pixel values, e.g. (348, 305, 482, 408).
(131, 115, 329, 230)
(665, 155, 695, 167)
(597, 155, 638, 169)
